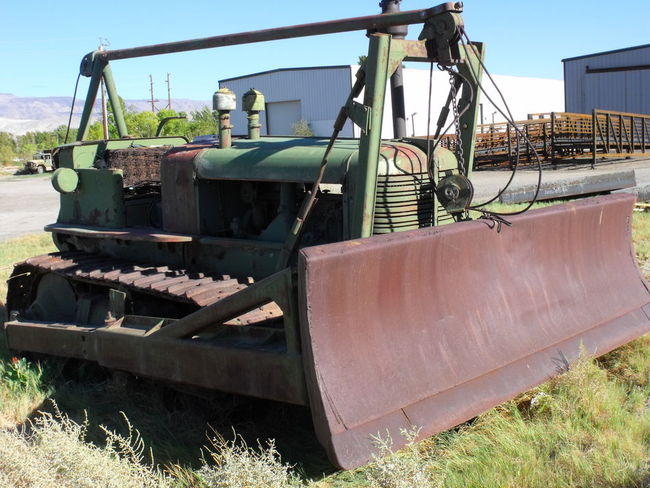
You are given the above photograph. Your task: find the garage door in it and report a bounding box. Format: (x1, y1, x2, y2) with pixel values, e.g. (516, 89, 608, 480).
(266, 100, 302, 136)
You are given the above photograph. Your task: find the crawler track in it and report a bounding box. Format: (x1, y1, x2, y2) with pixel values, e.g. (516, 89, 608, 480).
(16, 252, 282, 325)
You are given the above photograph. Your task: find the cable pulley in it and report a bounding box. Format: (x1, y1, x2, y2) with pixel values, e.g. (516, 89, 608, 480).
(436, 174, 474, 214)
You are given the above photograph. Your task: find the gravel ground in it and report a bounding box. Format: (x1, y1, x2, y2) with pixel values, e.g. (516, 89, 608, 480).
(0, 158, 648, 242)
(0, 173, 58, 241)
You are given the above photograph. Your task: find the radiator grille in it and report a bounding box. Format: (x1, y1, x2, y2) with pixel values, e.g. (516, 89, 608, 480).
(373, 173, 434, 235)
(105, 146, 170, 187)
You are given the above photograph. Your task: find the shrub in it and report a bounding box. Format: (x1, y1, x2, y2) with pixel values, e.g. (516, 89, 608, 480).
(292, 120, 314, 137)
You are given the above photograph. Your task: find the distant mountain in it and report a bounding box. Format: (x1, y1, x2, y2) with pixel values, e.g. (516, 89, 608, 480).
(0, 93, 210, 135)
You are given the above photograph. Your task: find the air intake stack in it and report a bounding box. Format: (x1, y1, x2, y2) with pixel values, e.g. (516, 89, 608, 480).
(243, 88, 265, 140)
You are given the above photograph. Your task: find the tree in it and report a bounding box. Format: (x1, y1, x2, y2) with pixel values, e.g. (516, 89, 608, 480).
(155, 108, 189, 137)
(187, 107, 217, 138)
(70, 101, 216, 142)
(16, 132, 40, 159)
(0, 132, 16, 165)
(86, 120, 105, 141)
(127, 111, 159, 138)
(54, 124, 76, 144)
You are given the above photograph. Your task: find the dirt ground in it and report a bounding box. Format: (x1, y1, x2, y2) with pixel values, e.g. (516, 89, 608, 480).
(0, 173, 58, 241)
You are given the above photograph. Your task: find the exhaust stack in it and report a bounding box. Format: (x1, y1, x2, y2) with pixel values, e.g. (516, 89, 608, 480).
(214, 87, 236, 148)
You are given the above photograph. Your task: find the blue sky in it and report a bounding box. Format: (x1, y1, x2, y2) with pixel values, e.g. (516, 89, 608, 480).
(2, 0, 649, 100)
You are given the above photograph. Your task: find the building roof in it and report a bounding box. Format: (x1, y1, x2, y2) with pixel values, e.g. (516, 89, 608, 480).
(220, 65, 351, 83)
(562, 43, 650, 63)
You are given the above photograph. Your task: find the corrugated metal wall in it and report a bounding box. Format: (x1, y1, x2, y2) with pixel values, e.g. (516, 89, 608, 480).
(220, 66, 355, 137)
(564, 45, 650, 114)
(220, 65, 564, 139)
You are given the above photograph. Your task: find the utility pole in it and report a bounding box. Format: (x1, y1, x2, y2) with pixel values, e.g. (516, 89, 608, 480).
(165, 73, 172, 110)
(149, 74, 158, 112)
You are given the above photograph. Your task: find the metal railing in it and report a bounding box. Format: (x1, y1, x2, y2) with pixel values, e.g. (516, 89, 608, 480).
(593, 109, 650, 160)
(440, 109, 650, 169)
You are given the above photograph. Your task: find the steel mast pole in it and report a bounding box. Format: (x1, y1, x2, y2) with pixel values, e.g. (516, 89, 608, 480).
(380, 0, 408, 139)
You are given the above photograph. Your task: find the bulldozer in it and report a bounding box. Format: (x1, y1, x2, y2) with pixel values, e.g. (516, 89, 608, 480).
(4, 2, 650, 469)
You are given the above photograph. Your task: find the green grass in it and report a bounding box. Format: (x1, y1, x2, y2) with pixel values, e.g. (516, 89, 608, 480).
(0, 205, 648, 487)
(0, 356, 47, 429)
(0, 234, 56, 427)
(426, 343, 649, 488)
(0, 233, 56, 316)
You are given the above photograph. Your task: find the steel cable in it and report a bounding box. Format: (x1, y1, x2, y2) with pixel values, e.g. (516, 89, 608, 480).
(64, 73, 82, 144)
(458, 28, 543, 216)
(426, 66, 474, 181)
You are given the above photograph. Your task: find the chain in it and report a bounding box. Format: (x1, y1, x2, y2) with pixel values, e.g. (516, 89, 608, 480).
(449, 71, 465, 176)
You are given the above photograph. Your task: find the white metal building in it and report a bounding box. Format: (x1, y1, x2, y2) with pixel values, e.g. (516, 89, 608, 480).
(563, 44, 650, 115)
(220, 66, 355, 137)
(220, 65, 564, 139)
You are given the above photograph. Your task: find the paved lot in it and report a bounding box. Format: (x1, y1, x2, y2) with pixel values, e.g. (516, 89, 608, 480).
(0, 174, 58, 241)
(471, 158, 650, 202)
(0, 158, 648, 242)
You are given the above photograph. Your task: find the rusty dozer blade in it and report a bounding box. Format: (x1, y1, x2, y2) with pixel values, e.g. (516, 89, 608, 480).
(298, 193, 650, 469)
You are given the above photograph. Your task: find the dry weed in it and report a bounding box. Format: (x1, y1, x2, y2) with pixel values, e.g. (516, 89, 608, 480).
(198, 429, 299, 488)
(365, 428, 432, 488)
(0, 402, 171, 488)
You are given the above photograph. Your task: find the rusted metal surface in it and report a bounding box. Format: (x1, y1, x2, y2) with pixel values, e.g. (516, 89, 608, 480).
(105, 146, 170, 187)
(161, 147, 203, 234)
(44, 223, 194, 242)
(6, 259, 304, 405)
(298, 193, 650, 469)
(4, 318, 306, 405)
(21, 251, 281, 323)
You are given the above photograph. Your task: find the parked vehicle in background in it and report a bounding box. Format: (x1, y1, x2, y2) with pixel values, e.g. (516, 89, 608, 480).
(24, 151, 53, 174)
